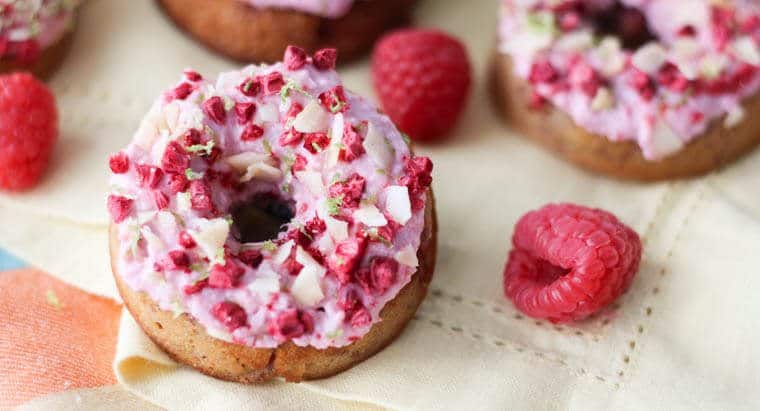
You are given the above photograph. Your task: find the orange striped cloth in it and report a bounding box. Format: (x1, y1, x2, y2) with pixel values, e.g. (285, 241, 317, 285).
(0, 268, 121, 409)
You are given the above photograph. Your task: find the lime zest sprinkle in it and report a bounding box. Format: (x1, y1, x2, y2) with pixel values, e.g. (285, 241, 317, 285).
(326, 195, 344, 216)
(262, 240, 277, 252)
(185, 168, 204, 181)
(186, 140, 215, 156)
(46, 290, 63, 310)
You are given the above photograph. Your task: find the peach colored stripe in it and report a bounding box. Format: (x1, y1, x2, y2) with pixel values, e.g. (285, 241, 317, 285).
(0, 269, 121, 410)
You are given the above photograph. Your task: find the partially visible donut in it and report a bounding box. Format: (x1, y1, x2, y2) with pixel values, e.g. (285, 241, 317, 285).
(0, 1, 80, 78)
(107, 47, 436, 382)
(494, 0, 760, 180)
(156, 0, 417, 64)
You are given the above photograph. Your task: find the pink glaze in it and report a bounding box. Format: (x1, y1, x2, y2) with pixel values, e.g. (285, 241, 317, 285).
(499, 0, 760, 160)
(242, 0, 355, 18)
(108, 48, 432, 349)
(0, 0, 80, 62)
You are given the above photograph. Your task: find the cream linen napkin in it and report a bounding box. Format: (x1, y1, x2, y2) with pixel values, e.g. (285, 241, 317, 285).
(3, 0, 760, 409)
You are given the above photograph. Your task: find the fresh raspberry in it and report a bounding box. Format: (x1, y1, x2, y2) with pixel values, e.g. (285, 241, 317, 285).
(372, 29, 471, 141)
(503, 203, 641, 323)
(0, 73, 58, 190)
(211, 301, 248, 331)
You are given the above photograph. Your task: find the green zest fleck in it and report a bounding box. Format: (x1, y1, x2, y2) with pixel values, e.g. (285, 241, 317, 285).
(186, 140, 215, 156)
(185, 168, 204, 181)
(401, 133, 412, 146)
(280, 79, 312, 104)
(243, 79, 255, 93)
(46, 290, 63, 310)
(330, 173, 342, 184)
(223, 96, 235, 111)
(171, 299, 185, 319)
(361, 194, 377, 206)
(376, 168, 387, 175)
(326, 195, 344, 216)
(326, 328, 343, 340)
(312, 141, 324, 153)
(262, 140, 273, 156)
(526, 11, 557, 35)
(330, 99, 346, 114)
(215, 248, 226, 263)
(225, 215, 234, 226)
(262, 240, 277, 252)
(365, 227, 392, 247)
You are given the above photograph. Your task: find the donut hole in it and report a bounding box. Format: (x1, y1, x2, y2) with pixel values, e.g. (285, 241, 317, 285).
(230, 192, 295, 243)
(535, 259, 571, 285)
(586, 2, 656, 50)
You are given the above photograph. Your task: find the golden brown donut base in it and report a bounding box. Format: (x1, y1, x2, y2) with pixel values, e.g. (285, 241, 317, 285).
(156, 0, 416, 64)
(491, 53, 760, 181)
(110, 192, 436, 383)
(0, 32, 73, 79)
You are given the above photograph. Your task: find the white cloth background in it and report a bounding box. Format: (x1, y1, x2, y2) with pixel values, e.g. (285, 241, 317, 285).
(2, 0, 759, 409)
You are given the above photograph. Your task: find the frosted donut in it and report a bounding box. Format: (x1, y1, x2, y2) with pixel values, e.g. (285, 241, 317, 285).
(107, 47, 436, 382)
(157, 0, 417, 63)
(0, 0, 80, 78)
(494, 0, 760, 180)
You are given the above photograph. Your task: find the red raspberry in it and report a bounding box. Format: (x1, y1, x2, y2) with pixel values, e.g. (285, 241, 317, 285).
(136, 164, 164, 188)
(292, 154, 307, 173)
(241, 123, 264, 141)
(162, 141, 190, 174)
(171, 82, 194, 100)
(260, 71, 285, 95)
(270, 309, 313, 339)
(339, 124, 365, 162)
(238, 249, 263, 268)
(328, 235, 368, 284)
(372, 29, 471, 141)
(303, 132, 330, 154)
(109, 152, 130, 174)
(313, 48, 338, 70)
(211, 301, 248, 331)
(202, 96, 226, 125)
(349, 307, 372, 328)
(107, 195, 134, 223)
(318, 85, 349, 114)
(178, 231, 196, 249)
(189, 179, 215, 213)
(167, 250, 191, 271)
(183, 278, 208, 295)
(328, 173, 366, 209)
(369, 257, 398, 294)
(0, 73, 58, 190)
(234, 102, 256, 125)
(284, 45, 308, 70)
(152, 190, 170, 210)
(209, 260, 245, 288)
(503, 203, 641, 323)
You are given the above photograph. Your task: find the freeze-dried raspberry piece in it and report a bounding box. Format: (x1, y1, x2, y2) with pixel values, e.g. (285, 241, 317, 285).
(211, 301, 248, 331)
(209, 259, 245, 288)
(270, 309, 313, 339)
(107, 195, 134, 223)
(503, 203, 641, 323)
(313, 48, 338, 70)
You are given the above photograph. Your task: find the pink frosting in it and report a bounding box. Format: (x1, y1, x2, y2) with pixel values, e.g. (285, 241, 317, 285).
(242, 0, 355, 18)
(499, 0, 760, 160)
(108, 52, 432, 349)
(0, 0, 80, 61)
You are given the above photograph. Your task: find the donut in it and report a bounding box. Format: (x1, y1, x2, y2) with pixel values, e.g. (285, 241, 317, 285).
(107, 46, 436, 382)
(494, 0, 760, 180)
(156, 0, 417, 64)
(0, 0, 80, 78)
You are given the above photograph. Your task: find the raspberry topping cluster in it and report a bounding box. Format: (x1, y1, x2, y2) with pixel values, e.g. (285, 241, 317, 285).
(0, 0, 80, 63)
(500, 0, 760, 160)
(504, 203, 641, 323)
(108, 47, 432, 349)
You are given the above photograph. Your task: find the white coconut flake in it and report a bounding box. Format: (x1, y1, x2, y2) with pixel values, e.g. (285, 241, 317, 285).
(295, 170, 325, 195)
(325, 113, 344, 169)
(325, 216, 348, 241)
(363, 122, 394, 169)
(293, 100, 331, 133)
(272, 240, 295, 265)
(590, 87, 615, 112)
(724, 105, 745, 128)
(384, 185, 412, 225)
(649, 120, 685, 159)
(632, 42, 668, 74)
(353, 204, 388, 227)
(291, 265, 325, 306)
(731, 36, 760, 66)
(394, 245, 419, 268)
(191, 218, 230, 262)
